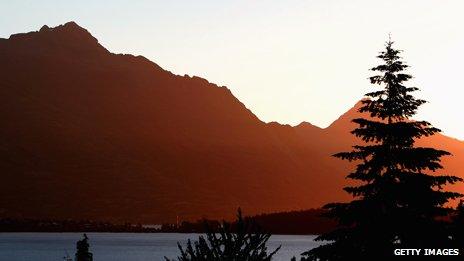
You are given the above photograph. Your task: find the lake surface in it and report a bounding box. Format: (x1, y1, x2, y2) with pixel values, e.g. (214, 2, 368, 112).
(0, 233, 321, 261)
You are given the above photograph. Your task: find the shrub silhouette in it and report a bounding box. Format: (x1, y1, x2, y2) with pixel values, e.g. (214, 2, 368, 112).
(165, 209, 280, 261)
(75, 233, 93, 261)
(301, 39, 463, 261)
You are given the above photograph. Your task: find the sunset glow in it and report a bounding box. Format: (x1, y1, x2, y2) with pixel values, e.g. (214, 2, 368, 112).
(1, 0, 463, 139)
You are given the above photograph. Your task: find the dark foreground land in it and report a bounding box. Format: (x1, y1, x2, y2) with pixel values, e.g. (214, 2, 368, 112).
(0, 209, 335, 234)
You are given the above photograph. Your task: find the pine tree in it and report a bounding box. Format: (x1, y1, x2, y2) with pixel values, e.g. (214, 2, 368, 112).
(302, 39, 463, 260)
(75, 234, 93, 261)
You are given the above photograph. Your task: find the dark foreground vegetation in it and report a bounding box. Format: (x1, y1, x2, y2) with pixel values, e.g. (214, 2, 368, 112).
(70, 203, 464, 261)
(165, 209, 281, 261)
(75, 234, 93, 261)
(300, 39, 464, 260)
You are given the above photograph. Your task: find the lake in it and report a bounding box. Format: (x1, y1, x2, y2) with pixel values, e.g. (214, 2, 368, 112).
(0, 233, 321, 261)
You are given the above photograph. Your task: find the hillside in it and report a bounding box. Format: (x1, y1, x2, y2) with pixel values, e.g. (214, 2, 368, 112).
(0, 22, 462, 223)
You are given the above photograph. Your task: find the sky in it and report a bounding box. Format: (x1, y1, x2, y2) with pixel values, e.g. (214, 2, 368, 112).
(1, 0, 463, 140)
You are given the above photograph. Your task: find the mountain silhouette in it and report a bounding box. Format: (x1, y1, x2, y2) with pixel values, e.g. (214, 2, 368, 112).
(0, 22, 462, 223)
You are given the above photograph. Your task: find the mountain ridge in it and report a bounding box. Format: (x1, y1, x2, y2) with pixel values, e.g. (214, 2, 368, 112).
(0, 22, 462, 223)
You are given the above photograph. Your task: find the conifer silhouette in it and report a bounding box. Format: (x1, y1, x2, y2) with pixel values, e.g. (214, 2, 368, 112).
(302, 39, 463, 260)
(75, 234, 93, 261)
(165, 209, 280, 261)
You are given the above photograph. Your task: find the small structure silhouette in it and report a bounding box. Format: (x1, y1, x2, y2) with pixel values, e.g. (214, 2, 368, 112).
(75, 234, 93, 261)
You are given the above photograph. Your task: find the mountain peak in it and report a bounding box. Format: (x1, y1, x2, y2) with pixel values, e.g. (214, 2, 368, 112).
(295, 121, 321, 129)
(62, 21, 81, 29)
(326, 99, 367, 131)
(6, 21, 108, 56)
(10, 21, 89, 39)
(39, 25, 50, 32)
(52, 21, 91, 36)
